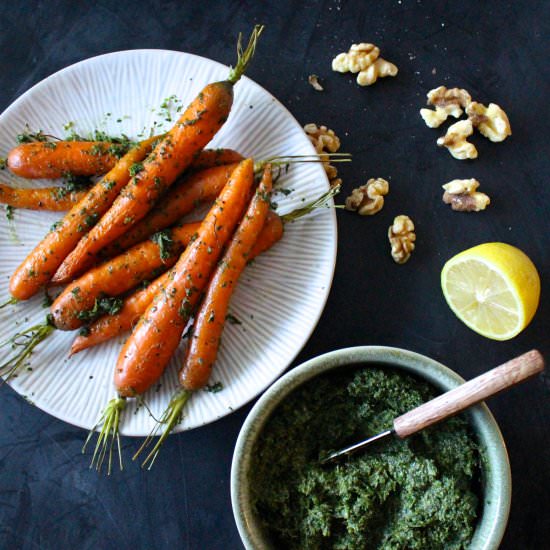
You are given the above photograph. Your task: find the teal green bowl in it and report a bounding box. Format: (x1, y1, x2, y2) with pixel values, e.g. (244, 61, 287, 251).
(231, 346, 511, 550)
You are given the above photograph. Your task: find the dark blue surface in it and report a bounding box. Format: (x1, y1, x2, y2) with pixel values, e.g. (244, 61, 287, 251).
(1, 1, 549, 549)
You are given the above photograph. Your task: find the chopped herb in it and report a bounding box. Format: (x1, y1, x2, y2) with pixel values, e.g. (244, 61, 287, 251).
(76, 295, 123, 322)
(129, 162, 144, 177)
(63, 172, 93, 192)
(50, 220, 62, 232)
(0, 157, 7, 170)
(71, 287, 81, 296)
(103, 180, 116, 190)
(79, 326, 90, 337)
(42, 291, 53, 308)
(6, 205, 14, 221)
(150, 230, 174, 261)
(84, 213, 99, 227)
(205, 381, 223, 393)
(226, 313, 242, 325)
(123, 216, 134, 225)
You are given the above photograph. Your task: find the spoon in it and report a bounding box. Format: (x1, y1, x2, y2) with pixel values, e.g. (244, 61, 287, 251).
(321, 349, 544, 464)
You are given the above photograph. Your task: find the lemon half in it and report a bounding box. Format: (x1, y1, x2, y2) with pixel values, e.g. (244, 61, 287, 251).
(441, 242, 540, 340)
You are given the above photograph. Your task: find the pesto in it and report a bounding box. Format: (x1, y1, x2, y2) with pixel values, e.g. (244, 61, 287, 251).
(250, 367, 480, 550)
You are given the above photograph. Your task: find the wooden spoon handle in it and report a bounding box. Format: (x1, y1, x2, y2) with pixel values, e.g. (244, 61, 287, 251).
(393, 349, 544, 438)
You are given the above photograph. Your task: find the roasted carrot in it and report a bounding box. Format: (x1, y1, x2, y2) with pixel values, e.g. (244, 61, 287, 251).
(7, 141, 127, 179)
(70, 210, 283, 354)
(55, 27, 263, 286)
(7, 141, 242, 181)
(51, 222, 202, 331)
(9, 136, 159, 301)
(0, 183, 86, 210)
(183, 165, 272, 389)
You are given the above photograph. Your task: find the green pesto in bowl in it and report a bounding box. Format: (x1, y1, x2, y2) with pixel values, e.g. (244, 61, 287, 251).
(249, 366, 480, 550)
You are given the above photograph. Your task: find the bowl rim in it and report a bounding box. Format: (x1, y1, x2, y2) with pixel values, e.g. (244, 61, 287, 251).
(231, 345, 512, 550)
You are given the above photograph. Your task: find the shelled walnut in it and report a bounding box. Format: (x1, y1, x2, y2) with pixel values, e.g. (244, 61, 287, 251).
(420, 86, 472, 128)
(303, 123, 342, 187)
(356, 58, 398, 86)
(345, 178, 389, 215)
(332, 43, 397, 87)
(466, 102, 511, 142)
(437, 120, 478, 160)
(388, 215, 416, 264)
(442, 179, 490, 211)
(332, 43, 380, 73)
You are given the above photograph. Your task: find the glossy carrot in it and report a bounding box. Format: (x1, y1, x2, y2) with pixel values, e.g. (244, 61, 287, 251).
(89, 162, 240, 264)
(9, 136, 158, 300)
(115, 158, 255, 397)
(51, 222, 202, 331)
(7, 141, 242, 181)
(0, 183, 86, 210)
(70, 210, 283, 354)
(55, 30, 261, 285)
(182, 165, 272, 390)
(7, 141, 126, 179)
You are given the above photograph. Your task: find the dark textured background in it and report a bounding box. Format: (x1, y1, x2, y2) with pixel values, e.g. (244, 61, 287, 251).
(0, 1, 548, 548)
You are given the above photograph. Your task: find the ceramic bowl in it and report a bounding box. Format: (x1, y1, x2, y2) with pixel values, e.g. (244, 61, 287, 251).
(231, 346, 511, 550)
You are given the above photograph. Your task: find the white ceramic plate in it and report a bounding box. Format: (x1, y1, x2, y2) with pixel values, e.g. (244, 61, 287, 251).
(0, 50, 337, 436)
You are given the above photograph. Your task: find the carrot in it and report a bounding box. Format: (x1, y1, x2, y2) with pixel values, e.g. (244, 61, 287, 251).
(84, 155, 259, 473)
(136, 166, 273, 466)
(81, 162, 240, 268)
(0, 183, 86, 210)
(8, 136, 158, 301)
(71, 210, 283, 354)
(7, 141, 128, 179)
(51, 222, 202, 331)
(55, 27, 263, 286)
(7, 141, 242, 181)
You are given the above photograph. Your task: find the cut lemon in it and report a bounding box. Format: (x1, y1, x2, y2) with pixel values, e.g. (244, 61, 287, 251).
(441, 242, 540, 340)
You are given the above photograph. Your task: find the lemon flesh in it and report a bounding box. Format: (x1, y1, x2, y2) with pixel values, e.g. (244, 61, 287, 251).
(441, 243, 540, 340)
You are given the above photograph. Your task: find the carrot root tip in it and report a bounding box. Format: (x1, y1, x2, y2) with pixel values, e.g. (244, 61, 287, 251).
(83, 396, 126, 475)
(0, 296, 18, 310)
(134, 389, 193, 470)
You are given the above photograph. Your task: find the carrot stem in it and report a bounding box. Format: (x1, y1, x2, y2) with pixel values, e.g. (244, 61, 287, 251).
(227, 25, 264, 84)
(134, 389, 192, 469)
(82, 396, 126, 475)
(280, 183, 343, 223)
(0, 316, 55, 381)
(0, 297, 18, 309)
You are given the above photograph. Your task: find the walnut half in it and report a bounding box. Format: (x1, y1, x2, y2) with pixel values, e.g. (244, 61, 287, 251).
(388, 215, 416, 264)
(466, 102, 511, 142)
(356, 58, 398, 86)
(345, 178, 389, 215)
(437, 119, 478, 160)
(420, 86, 472, 128)
(442, 179, 490, 212)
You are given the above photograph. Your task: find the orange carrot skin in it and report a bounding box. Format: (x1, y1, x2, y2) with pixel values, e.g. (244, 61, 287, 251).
(7, 141, 121, 179)
(114, 159, 254, 397)
(0, 183, 85, 210)
(54, 81, 236, 284)
(7, 143, 241, 181)
(50, 222, 202, 331)
(180, 166, 273, 391)
(70, 211, 283, 355)
(9, 137, 158, 301)
(103, 162, 239, 257)
(187, 148, 242, 171)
